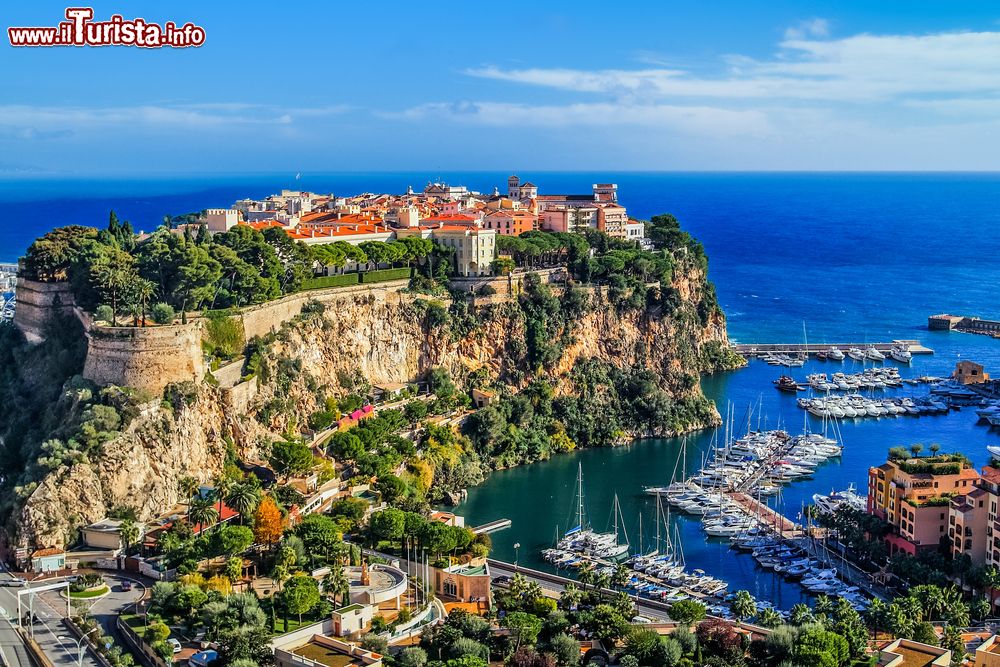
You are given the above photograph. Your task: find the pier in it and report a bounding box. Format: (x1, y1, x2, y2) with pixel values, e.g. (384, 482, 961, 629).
(732, 339, 933, 357)
(727, 493, 803, 540)
(472, 518, 512, 534)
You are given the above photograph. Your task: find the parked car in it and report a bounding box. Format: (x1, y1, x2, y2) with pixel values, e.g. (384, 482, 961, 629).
(119, 581, 132, 592)
(168, 638, 183, 654)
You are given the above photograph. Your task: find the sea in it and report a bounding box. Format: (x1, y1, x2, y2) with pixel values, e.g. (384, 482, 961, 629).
(4, 171, 1000, 607)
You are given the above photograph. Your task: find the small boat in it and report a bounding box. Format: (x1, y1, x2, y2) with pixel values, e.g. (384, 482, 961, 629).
(847, 348, 865, 361)
(988, 445, 1000, 460)
(889, 345, 912, 364)
(815, 350, 828, 360)
(774, 376, 801, 393)
(827, 347, 845, 361)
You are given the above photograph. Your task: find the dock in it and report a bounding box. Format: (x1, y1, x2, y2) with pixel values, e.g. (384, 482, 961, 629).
(732, 339, 933, 357)
(472, 518, 511, 534)
(726, 493, 803, 540)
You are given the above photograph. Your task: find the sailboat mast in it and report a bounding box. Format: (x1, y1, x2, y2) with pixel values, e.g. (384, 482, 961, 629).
(577, 462, 585, 531)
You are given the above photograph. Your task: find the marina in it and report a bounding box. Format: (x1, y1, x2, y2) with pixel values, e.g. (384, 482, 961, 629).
(733, 339, 933, 359)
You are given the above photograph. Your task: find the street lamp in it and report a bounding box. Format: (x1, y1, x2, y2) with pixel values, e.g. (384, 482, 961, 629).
(58, 627, 98, 667)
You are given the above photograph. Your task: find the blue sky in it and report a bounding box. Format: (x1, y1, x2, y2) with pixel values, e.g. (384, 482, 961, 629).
(4, 1, 1000, 173)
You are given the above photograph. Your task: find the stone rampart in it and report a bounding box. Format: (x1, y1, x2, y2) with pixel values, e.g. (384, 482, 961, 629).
(82, 322, 205, 393)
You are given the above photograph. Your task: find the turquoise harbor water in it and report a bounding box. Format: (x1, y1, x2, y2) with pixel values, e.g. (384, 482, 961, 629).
(4, 172, 1000, 607)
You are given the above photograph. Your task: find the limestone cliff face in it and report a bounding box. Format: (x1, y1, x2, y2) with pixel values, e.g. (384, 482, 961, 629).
(15, 266, 732, 550)
(17, 394, 232, 550)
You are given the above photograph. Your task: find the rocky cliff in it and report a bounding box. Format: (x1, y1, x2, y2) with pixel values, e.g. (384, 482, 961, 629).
(13, 263, 736, 551)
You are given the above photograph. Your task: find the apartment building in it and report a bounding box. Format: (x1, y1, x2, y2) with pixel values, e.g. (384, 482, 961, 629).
(868, 455, 980, 557)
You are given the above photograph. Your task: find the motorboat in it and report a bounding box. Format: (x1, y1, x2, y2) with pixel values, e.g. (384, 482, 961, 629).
(827, 347, 845, 361)
(847, 347, 865, 361)
(774, 375, 802, 393)
(890, 345, 912, 364)
(865, 346, 885, 361)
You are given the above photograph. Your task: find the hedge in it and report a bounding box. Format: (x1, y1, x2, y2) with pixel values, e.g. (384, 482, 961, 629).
(359, 267, 413, 283)
(301, 274, 360, 290)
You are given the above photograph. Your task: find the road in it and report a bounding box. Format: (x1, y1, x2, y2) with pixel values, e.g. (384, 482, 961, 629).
(486, 560, 680, 622)
(0, 568, 144, 667)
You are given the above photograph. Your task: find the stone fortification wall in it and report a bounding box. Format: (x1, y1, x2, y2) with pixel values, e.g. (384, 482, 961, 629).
(82, 323, 206, 393)
(235, 279, 411, 340)
(12, 278, 78, 344)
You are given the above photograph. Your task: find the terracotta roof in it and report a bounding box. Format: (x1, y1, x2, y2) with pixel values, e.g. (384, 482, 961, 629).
(31, 547, 64, 558)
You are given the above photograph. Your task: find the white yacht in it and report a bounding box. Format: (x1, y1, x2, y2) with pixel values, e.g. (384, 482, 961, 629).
(847, 347, 865, 361)
(890, 345, 912, 364)
(827, 347, 845, 361)
(865, 346, 885, 361)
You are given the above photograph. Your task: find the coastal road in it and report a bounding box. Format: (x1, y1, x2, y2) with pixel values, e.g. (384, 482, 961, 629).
(487, 559, 688, 623)
(0, 569, 144, 667)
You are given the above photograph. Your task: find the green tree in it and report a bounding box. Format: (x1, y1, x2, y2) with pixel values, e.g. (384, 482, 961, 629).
(668, 599, 706, 625)
(584, 604, 630, 643)
(269, 439, 315, 480)
(296, 514, 343, 560)
(502, 611, 543, 649)
(398, 647, 428, 667)
(282, 575, 321, 624)
(216, 524, 254, 556)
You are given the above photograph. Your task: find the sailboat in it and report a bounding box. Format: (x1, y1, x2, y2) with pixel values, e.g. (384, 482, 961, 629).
(557, 464, 630, 561)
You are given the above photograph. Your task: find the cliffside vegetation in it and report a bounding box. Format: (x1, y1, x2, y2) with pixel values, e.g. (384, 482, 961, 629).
(20, 212, 434, 325)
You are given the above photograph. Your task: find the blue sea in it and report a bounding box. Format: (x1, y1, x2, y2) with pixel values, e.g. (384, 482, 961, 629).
(5, 172, 1000, 606)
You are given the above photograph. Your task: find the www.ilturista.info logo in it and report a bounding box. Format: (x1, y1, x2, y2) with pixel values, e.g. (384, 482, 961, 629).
(8, 8, 205, 48)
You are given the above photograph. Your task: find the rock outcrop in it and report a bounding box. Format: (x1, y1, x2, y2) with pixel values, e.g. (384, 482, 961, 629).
(15, 265, 733, 550)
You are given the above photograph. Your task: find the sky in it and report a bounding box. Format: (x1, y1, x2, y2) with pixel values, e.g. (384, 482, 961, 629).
(4, 1, 1000, 174)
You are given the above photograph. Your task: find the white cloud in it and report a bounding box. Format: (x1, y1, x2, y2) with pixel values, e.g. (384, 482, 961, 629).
(383, 101, 770, 136)
(0, 103, 349, 137)
(784, 18, 829, 41)
(467, 29, 1000, 103)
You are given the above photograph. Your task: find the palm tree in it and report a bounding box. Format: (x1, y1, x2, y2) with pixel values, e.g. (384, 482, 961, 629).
(323, 564, 350, 607)
(118, 519, 140, 557)
(864, 598, 888, 638)
(178, 475, 200, 521)
(188, 497, 219, 531)
(731, 590, 756, 624)
(226, 481, 262, 525)
(611, 563, 629, 590)
(984, 567, 1000, 612)
(577, 563, 595, 591)
(594, 571, 611, 599)
(213, 474, 234, 522)
(756, 608, 782, 628)
(560, 583, 582, 611)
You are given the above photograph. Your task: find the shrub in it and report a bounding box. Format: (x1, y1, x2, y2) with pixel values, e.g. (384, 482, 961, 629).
(94, 305, 114, 323)
(359, 267, 412, 283)
(203, 311, 245, 360)
(150, 302, 175, 324)
(301, 274, 359, 290)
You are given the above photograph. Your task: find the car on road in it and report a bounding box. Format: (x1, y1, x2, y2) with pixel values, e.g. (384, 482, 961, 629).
(119, 581, 133, 591)
(491, 575, 512, 587)
(3, 578, 26, 587)
(168, 638, 183, 654)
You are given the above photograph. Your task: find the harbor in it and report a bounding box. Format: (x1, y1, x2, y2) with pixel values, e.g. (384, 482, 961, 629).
(456, 323, 1000, 612)
(733, 339, 934, 359)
